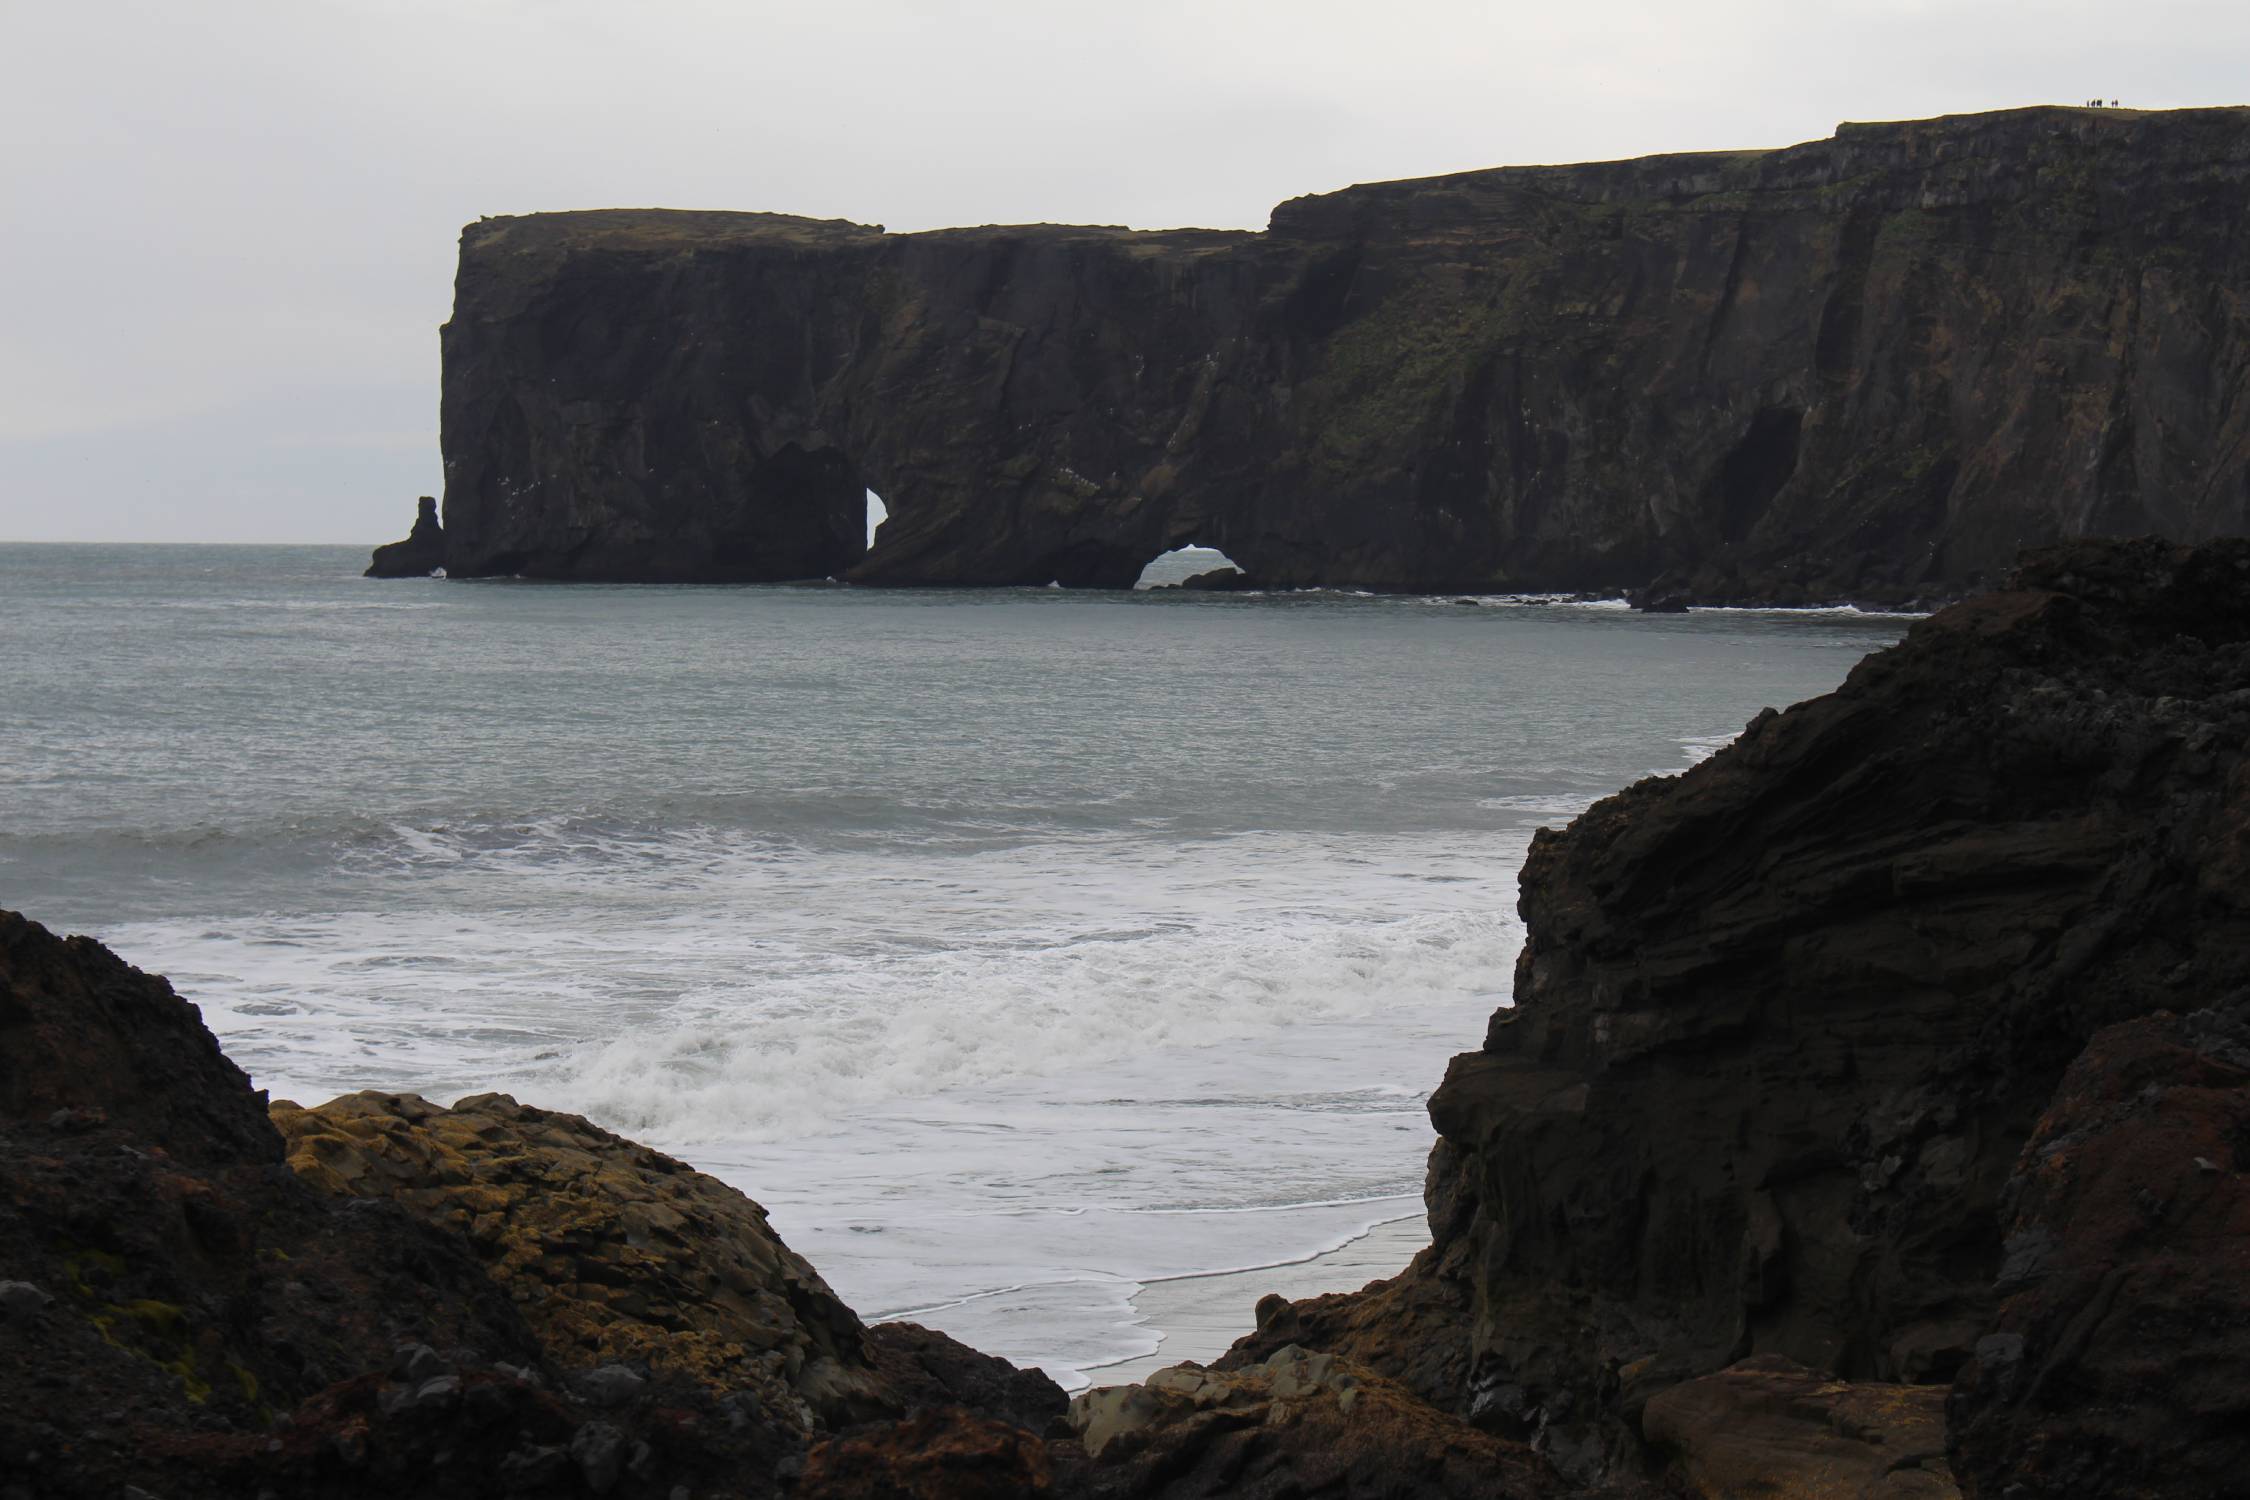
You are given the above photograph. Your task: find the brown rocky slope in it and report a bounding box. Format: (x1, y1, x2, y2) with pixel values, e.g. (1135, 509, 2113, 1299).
(412, 107, 2250, 600)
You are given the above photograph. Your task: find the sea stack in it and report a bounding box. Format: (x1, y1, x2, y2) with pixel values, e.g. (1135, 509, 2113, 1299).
(365, 495, 447, 577)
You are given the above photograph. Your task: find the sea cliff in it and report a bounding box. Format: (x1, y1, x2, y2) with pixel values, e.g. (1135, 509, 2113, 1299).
(406, 106, 2250, 600)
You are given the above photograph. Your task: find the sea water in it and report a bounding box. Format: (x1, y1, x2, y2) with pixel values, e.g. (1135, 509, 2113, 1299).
(0, 543, 1909, 1384)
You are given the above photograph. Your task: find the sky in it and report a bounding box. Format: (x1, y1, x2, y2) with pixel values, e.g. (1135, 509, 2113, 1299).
(3, 0, 2244, 544)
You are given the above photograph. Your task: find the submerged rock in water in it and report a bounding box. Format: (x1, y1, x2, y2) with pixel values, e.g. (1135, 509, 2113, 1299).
(1176, 567, 1254, 592)
(365, 495, 447, 577)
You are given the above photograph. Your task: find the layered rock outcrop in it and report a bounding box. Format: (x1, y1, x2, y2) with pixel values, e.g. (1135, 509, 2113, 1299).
(420, 107, 2250, 598)
(1245, 537, 2250, 1485)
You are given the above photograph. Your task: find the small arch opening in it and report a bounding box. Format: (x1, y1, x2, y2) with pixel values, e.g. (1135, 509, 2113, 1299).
(1133, 543, 1251, 592)
(865, 490, 890, 551)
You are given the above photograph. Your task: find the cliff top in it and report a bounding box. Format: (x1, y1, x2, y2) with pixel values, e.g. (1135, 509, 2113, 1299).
(461, 205, 1251, 256)
(463, 103, 2250, 256)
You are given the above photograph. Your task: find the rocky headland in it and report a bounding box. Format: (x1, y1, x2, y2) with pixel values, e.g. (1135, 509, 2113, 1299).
(12, 536, 2250, 1497)
(390, 107, 2250, 602)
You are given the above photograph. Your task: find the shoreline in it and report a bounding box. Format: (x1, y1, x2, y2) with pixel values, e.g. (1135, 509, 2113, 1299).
(1072, 1214, 1430, 1389)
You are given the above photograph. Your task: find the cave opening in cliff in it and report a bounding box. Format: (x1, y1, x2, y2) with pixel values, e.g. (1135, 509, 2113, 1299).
(865, 490, 889, 551)
(1133, 544, 1248, 591)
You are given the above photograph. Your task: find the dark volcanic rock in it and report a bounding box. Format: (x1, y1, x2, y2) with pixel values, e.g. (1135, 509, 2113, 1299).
(1642, 1355, 1955, 1498)
(801, 1407, 1057, 1499)
(1621, 585, 1691, 614)
(270, 1089, 898, 1426)
(1, 910, 277, 1168)
(1947, 1011, 2250, 1498)
(1242, 537, 2250, 1480)
(1219, 1244, 1474, 1411)
(436, 107, 2250, 596)
(1067, 1348, 1580, 1500)
(1175, 567, 1255, 591)
(365, 495, 447, 577)
(0, 912, 1060, 1499)
(0, 912, 595, 1499)
(864, 1321, 1070, 1434)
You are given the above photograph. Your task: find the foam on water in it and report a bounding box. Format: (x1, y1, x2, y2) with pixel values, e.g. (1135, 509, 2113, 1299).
(0, 543, 1911, 1386)
(106, 821, 1523, 1385)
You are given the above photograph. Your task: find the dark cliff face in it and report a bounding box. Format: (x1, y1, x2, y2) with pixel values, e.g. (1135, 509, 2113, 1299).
(1394, 537, 2250, 1474)
(433, 107, 2250, 595)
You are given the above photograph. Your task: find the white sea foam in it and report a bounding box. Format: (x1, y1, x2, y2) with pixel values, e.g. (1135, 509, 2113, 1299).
(7, 547, 1914, 1386)
(1685, 603, 1931, 619)
(1474, 792, 1600, 816)
(107, 821, 1521, 1385)
(89, 737, 1731, 1383)
(1424, 593, 1632, 611)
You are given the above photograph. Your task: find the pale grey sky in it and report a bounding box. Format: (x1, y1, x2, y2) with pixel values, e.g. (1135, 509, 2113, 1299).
(3, 0, 2242, 543)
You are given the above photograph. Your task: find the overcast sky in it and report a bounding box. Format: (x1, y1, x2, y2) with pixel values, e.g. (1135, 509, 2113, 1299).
(3, 0, 2243, 543)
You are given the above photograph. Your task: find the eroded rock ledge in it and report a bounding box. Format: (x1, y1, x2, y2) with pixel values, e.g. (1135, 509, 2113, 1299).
(419, 107, 2250, 600)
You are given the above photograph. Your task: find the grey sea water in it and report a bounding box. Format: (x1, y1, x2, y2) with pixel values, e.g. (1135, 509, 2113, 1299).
(0, 542, 1908, 1381)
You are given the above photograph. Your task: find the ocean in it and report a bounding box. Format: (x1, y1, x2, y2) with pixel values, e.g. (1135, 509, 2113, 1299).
(0, 542, 1909, 1385)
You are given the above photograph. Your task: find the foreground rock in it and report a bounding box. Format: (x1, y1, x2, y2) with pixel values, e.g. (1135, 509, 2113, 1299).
(1948, 1011, 2250, 1497)
(0, 911, 1061, 1498)
(1642, 1355, 1954, 1499)
(365, 495, 447, 577)
(0, 911, 662, 1497)
(800, 1408, 1060, 1499)
(1223, 1244, 1475, 1407)
(272, 1090, 897, 1428)
(1243, 537, 2250, 1483)
(1068, 1347, 1571, 1499)
(425, 108, 2250, 598)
